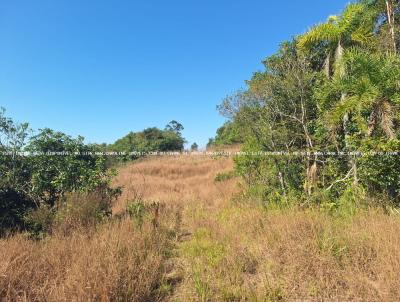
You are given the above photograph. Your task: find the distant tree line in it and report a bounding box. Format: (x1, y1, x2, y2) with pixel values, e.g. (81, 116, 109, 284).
(106, 120, 186, 161)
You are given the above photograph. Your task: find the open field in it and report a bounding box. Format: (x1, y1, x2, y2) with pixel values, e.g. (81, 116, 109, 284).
(1, 155, 400, 301)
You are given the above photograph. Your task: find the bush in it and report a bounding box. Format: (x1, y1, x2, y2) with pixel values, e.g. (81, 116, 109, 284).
(26, 129, 115, 207)
(23, 189, 117, 237)
(110, 122, 186, 161)
(127, 200, 147, 228)
(0, 188, 35, 235)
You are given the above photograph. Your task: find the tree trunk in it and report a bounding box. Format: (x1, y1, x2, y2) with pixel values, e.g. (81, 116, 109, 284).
(336, 39, 359, 185)
(305, 160, 317, 196)
(386, 0, 397, 53)
(323, 51, 331, 78)
(334, 40, 344, 76)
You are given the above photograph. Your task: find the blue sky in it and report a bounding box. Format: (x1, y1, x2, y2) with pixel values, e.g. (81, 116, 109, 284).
(0, 0, 350, 147)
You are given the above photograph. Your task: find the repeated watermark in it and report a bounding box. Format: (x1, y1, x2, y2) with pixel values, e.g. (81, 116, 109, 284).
(1, 150, 400, 157)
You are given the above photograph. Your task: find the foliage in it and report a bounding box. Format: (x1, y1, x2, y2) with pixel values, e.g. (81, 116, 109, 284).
(110, 121, 186, 160)
(211, 121, 244, 146)
(127, 200, 147, 228)
(0, 188, 36, 235)
(191, 142, 199, 151)
(0, 109, 33, 231)
(214, 0, 400, 205)
(0, 110, 118, 233)
(214, 170, 236, 182)
(26, 128, 114, 206)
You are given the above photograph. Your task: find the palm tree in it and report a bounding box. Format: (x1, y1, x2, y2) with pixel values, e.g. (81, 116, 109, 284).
(327, 48, 400, 140)
(298, 3, 376, 185)
(297, 3, 374, 78)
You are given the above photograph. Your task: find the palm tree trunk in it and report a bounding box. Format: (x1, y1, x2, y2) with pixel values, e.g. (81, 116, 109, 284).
(386, 0, 397, 53)
(323, 50, 331, 78)
(336, 39, 359, 185)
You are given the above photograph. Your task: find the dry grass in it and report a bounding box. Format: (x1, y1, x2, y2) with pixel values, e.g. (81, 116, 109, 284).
(112, 155, 237, 214)
(1, 154, 400, 301)
(0, 210, 178, 301)
(175, 205, 400, 301)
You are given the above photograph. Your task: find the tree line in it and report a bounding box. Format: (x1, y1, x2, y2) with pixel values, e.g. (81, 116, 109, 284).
(0, 111, 186, 234)
(210, 0, 400, 206)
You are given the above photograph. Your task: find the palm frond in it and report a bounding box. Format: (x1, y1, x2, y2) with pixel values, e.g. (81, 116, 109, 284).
(338, 3, 365, 33)
(327, 95, 360, 126)
(297, 23, 340, 51)
(350, 26, 376, 46)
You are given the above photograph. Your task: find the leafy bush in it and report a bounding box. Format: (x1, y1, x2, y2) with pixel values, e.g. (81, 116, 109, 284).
(26, 128, 115, 206)
(0, 110, 119, 234)
(358, 139, 400, 200)
(211, 121, 244, 146)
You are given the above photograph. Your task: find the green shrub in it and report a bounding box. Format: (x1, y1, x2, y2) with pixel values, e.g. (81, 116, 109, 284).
(26, 128, 115, 207)
(110, 121, 186, 161)
(126, 200, 147, 228)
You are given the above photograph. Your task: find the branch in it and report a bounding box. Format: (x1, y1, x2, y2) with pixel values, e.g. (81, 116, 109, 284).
(326, 166, 354, 191)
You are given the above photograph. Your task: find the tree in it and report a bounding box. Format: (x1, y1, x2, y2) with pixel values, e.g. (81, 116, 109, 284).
(165, 120, 184, 134)
(190, 143, 199, 151)
(222, 0, 400, 204)
(0, 108, 30, 192)
(111, 124, 186, 158)
(298, 3, 374, 78)
(220, 42, 318, 199)
(26, 129, 113, 206)
(0, 109, 34, 232)
(364, 0, 399, 53)
(298, 3, 377, 185)
(319, 48, 400, 197)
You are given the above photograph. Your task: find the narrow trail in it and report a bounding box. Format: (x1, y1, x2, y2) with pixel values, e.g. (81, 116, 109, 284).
(112, 155, 238, 300)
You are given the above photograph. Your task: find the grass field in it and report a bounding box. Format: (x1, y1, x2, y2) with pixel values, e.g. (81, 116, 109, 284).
(1, 155, 400, 301)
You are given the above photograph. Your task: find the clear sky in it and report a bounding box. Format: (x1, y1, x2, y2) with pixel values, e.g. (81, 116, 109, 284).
(0, 0, 351, 147)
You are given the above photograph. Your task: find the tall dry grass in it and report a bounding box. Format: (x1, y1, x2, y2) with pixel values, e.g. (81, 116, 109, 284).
(112, 155, 237, 214)
(174, 204, 400, 301)
(0, 211, 178, 301)
(0, 155, 235, 301)
(1, 154, 400, 301)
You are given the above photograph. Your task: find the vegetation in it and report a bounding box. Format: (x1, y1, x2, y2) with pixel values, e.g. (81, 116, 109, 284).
(2, 1, 400, 301)
(214, 0, 400, 206)
(110, 120, 185, 160)
(0, 112, 186, 234)
(190, 142, 199, 151)
(0, 110, 117, 234)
